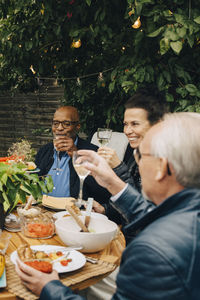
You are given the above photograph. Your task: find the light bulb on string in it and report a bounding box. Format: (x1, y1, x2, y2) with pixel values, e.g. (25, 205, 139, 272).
(132, 16, 141, 29)
(30, 65, 36, 74)
(76, 77, 81, 86)
(98, 72, 104, 81)
(71, 39, 81, 48)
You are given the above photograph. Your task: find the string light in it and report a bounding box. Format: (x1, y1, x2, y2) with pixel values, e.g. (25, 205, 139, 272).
(30, 65, 36, 74)
(98, 72, 104, 81)
(37, 67, 114, 82)
(76, 77, 81, 86)
(132, 16, 141, 29)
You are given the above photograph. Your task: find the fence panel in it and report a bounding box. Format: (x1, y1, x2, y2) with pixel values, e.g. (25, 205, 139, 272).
(0, 82, 64, 156)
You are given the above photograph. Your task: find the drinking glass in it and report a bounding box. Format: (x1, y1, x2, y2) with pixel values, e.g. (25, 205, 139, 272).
(0, 231, 11, 255)
(53, 135, 64, 173)
(97, 128, 112, 147)
(72, 151, 90, 207)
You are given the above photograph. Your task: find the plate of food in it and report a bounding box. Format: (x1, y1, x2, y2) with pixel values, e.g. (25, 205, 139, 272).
(10, 244, 86, 273)
(26, 168, 40, 174)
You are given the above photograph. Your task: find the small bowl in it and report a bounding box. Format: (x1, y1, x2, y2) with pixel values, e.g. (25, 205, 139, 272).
(17, 207, 55, 239)
(55, 216, 118, 253)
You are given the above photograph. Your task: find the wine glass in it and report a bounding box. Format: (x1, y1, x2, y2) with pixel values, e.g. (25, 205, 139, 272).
(97, 128, 112, 147)
(53, 134, 65, 173)
(72, 151, 90, 207)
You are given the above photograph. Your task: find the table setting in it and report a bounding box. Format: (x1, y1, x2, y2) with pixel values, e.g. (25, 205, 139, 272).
(0, 138, 125, 299)
(0, 191, 125, 300)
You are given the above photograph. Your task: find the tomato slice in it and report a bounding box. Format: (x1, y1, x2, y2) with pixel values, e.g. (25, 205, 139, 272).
(60, 259, 72, 266)
(60, 260, 69, 266)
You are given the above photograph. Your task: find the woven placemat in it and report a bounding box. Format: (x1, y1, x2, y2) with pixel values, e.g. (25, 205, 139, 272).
(6, 257, 117, 300)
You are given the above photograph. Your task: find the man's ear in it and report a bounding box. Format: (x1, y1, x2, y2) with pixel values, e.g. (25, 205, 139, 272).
(155, 158, 169, 181)
(76, 123, 81, 131)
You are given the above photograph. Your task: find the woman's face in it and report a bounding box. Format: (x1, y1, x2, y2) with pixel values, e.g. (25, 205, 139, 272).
(123, 108, 151, 149)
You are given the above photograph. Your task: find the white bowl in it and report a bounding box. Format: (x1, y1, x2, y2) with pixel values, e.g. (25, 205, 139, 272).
(53, 210, 108, 221)
(55, 216, 118, 253)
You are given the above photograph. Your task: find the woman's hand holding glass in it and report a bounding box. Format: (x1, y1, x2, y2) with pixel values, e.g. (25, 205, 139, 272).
(72, 151, 90, 207)
(98, 147, 121, 169)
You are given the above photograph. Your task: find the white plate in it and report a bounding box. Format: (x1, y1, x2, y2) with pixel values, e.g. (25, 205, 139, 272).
(53, 210, 108, 221)
(10, 245, 86, 273)
(26, 168, 40, 174)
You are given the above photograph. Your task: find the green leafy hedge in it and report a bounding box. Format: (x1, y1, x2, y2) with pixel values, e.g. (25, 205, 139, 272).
(0, 0, 200, 135)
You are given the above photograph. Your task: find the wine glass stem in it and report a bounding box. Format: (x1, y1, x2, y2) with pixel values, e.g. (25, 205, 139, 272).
(79, 178, 84, 200)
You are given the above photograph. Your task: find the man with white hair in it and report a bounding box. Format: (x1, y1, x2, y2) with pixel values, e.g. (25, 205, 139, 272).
(15, 112, 200, 300)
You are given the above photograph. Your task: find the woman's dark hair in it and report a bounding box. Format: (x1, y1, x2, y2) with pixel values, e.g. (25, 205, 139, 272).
(125, 86, 169, 125)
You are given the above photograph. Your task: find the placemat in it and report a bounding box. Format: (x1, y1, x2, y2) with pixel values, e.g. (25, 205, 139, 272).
(6, 256, 117, 300)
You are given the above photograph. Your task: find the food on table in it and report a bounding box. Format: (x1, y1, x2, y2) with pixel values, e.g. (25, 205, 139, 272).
(60, 259, 72, 266)
(25, 222, 55, 238)
(26, 161, 36, 170)
(42, 195, 79, 210)
(24, 260, 52, 273)
(17, 244, 72, 272)
(0, 253, 5, 277)
(17, 244, 49, 261)
(17, 207, 55, 238)
(17, 207, 40, 218)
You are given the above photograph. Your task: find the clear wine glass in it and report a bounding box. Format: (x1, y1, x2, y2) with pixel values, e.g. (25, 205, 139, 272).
(72, 151, 90, 207)
(53, 135, 65, 173)
(97, 128, 112, 147)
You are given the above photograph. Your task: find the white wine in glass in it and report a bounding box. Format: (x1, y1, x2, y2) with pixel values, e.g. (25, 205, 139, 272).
(72, 151, 90, 207)
(97, 128, 112, 147)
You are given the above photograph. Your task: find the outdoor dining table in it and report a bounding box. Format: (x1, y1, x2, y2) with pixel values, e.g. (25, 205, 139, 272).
(0, 217, 125, 300)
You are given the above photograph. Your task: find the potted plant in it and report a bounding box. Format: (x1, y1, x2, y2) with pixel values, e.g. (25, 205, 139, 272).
(0, 139, 53, 229)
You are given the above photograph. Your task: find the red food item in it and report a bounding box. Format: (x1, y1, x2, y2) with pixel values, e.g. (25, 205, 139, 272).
(60, 259, 72, 266)
(26, 223, 54, 238)
(56, 251, 63, 256)
(25, 260, 52, 273)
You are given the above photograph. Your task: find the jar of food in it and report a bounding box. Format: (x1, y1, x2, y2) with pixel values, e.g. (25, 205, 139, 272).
(17, 206, 55, 239)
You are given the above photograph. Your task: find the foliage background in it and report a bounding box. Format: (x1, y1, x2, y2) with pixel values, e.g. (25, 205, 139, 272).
(0, 0, 200, 136)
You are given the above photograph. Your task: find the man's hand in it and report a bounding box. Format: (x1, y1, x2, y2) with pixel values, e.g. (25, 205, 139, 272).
(15, 259, 59, 296)
(77, 150, 126, 195)
(92, 200, 106, 214)
(98, 146, 121, 169)
(54, 135, 77, 157)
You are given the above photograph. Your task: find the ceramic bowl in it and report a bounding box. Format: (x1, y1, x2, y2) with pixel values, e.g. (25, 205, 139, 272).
(55, 216, 118, 253)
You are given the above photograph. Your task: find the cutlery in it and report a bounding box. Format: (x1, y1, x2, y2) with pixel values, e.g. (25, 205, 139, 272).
(53, 251, 70, 263)
(85, 198, 93, 228)
(85, 256, 98, 264)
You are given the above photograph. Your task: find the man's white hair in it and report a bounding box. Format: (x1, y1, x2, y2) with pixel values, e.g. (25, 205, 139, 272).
(150, 112, 200, 188)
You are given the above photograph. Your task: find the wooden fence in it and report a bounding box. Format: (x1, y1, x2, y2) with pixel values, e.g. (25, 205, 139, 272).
(0, 81, 65, 156)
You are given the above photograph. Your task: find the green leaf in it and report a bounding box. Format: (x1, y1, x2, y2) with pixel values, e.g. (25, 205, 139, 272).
(1, 173, 8, 185)
(194, 16, 200, 24)
(170, 41, 182, 54)
(45, 175, 53, 193)
(86, 0, 91, 6)
(185, 84, 198, 95)
(109, 81, 115, 93)
(121, 81, 134, 87)
(160, 38, 170, 55)
(166, 93, 174, 102)
(38, 180, 48, 194)
(147, 26, 164, 37)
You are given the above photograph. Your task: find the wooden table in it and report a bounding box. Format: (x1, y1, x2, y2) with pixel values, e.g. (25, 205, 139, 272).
(0, 225, 125, 300)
